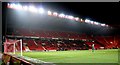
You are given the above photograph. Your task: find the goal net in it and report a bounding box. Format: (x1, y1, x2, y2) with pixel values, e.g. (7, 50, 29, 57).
(4, 38, 23, 56)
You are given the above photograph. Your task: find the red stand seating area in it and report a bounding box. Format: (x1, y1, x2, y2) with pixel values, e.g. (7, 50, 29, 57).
(13, 29, 87, 39)
(7, 29, 119, 51)
(21, 39, 87, 51)
(94, 36, 119, 49)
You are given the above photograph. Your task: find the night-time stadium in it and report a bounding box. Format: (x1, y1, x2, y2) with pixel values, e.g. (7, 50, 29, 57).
(1, 2, 120, 65)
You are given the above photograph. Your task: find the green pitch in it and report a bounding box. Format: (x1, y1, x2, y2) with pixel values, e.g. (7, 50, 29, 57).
(16, 49, 118, 63)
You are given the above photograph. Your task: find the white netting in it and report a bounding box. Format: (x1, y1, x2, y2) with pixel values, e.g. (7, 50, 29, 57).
(4, 39, 20, 53)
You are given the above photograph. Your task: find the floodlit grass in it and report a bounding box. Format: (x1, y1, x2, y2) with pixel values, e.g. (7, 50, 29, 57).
(16, 49, 118, 63)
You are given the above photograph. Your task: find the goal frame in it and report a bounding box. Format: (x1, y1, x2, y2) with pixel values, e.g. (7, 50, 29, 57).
(4, 39, 23, 56)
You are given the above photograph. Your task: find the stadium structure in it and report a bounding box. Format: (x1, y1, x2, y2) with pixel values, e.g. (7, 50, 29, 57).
(1, 2, 120, 65)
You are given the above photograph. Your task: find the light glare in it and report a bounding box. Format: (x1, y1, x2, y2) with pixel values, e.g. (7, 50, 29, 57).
(23, 6, 28, 11)
(85, 19, 91, 23)
(16, 4, 23, 10)
(29, 6, 38, 13)
(59, 13, 65, 18)
(39, 8, 44, 14)
(101, 24, 106, 26)
(94, 22, 99, 25)
(53, 12, 58, 16)
(7, 3, 10, 8)
(74, 17, 79, 21)
(68, 15, 74, 19)
(65, 15, 69, 18)
(90, 21, 94, 24)
(48, 11, 52, 15)
(81, 19, 83, 21)
(10, 4, 15, 8)
(7, 3, 110, 27)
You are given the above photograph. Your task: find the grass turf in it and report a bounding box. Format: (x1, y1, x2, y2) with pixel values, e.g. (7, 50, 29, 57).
(16, 49, 118, 63)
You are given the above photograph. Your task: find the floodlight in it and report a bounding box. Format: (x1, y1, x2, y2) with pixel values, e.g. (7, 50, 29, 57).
(106, 25, 109, 27)
(65, 15, 68, 18)
(101, 24, 106, 26)
(7, 3, 10, 6)
(90, 21, 94, 24)
(81, 19, 83, 21)
(85, 19, 90, 23)
(15, 4, 23, 10)
(74, 17, 79, 21)
(28, 6, 38, 13)
(68, 15, 74, 19)
(94, 22, 99, 25)
(38, 8, 44, 14)
(59, 13, 65, 18)
(7, 3, 11, 8)
(53, 12, 58, 16)
(48, 11, 52, 15)
(7, 3, 10, 8)
(9, 3, 15, 8)
(23, 6, 28, 11)
(7, 3, 23, 10)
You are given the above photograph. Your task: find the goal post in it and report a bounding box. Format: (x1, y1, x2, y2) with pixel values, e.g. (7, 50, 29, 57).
(4, 38, 23, 56)
(20, 39, 23, 56)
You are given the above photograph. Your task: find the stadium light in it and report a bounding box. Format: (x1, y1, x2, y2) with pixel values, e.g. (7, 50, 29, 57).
(101, 24, 106, 26)
(90, 21, 94, 24)
(81, 19, 83, 22)
(9, 3, 16, 8)
(23, 6, 28, 11)
(68, 15, 74, 20)
(53, 12, 58, 16)
(48, 11, 52, 15)
(7, 3, 10, 6)
(28, 6, 38, 13)
(64, 15, 69, 18)
(106, 25, 109, 27)
(74, 17, 79, 21)
(94, 22, 100, 25)
(7, 3, 10, 8)
(7, 3, 110, 27)
(38, 8, 44, 14)
(15, 4, 23, 10)
(85, 19, 91, 23)
(8, 3, 22, 10)
(59, 13, 65, 18)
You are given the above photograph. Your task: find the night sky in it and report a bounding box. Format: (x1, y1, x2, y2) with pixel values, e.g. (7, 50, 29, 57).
(2, 2, 120, 36)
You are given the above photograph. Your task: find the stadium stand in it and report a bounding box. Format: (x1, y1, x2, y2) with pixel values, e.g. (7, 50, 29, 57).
(2, 26, 118, 52)
(5, 28, 119, 52)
